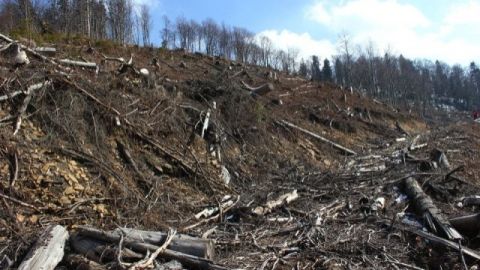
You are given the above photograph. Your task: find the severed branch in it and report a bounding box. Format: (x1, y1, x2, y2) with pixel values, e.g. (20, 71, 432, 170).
(278, 120, 357, 155)
(0, 191, 40, 212)
(241, 81, 274, 96)
(181, 196, 240, 232)
(201, 109, 211, 139)
(253, 190, 298, 216)
(116, 140, 151, 190)
(13, 90, 33, 135)
(100, 53, 126, 63)
(59, 59, 97, 70)
(8, 150, 18, 188)
(12, 80, 52, 136)
(34, 47, 56, 55)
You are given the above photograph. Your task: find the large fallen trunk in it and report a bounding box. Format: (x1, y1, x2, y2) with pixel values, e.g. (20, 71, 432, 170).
(403, 177, 462, 240)
(253, 190, 299, 216)
(75, 226, 223, 270)
(70, 234, 143, 263)
(278, 120, 357, 155)
(114, 228, 215, 259)
(18, 225, 69, 270)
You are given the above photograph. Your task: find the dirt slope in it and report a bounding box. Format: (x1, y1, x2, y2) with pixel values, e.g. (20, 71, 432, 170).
(2, 37, 479, 270)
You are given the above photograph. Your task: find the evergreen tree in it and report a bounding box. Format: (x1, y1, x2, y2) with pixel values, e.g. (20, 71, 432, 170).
(322, 59, 333, 82)
(298, 59, 308, 78)
(311, 55, 321, 81)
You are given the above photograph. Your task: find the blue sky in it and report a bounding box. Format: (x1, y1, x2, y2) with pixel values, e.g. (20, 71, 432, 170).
(135, 0, 480, 65)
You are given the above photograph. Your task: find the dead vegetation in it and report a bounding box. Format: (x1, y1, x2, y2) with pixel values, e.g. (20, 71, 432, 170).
(1, 33, 480, 269)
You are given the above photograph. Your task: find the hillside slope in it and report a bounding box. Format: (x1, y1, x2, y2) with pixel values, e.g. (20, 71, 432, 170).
(2, 36, 479, 270)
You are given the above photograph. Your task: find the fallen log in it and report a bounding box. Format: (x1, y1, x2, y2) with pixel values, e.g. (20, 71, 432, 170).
(253, 190, 298, 216)
(0, 33, 58, 66)
(278, 120, 357, 155)
(18, 225, 69, 270)
(461, 195, 480, 207)
(75, 226, 227, 270)
(59, 59, 97, 69)
(114, 228, 215, 259)
(403, 177, 462, 240)
(34, 47, 56, 55)
(241, 81, 274, 96)
(70, 234, 143, 263)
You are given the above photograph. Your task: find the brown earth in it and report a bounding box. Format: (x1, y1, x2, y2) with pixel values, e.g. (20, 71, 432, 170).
(1, 37, 479, 269)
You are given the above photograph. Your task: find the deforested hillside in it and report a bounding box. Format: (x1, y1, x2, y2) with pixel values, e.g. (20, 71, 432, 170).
(2, 34, 480, 270)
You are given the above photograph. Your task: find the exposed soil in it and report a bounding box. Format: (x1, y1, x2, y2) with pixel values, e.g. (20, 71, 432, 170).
(1, 38, 479, 270)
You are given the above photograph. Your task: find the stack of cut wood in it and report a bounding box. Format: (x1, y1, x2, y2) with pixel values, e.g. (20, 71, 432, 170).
(16, 225, 227, 270)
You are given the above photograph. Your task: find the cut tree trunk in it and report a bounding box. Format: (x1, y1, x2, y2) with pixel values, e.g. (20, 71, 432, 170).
(76, 227, 218, 266)
(403, 177, 462, 240)
(114, 228, 215, 259)
(18, 225, 69, 270)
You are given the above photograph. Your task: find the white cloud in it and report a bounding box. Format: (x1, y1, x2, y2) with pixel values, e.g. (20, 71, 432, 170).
(257, 30, 336, 60)
(445, 1, 480, 26)
(132, 0, 160, 8)
(303, 0, 480, 64)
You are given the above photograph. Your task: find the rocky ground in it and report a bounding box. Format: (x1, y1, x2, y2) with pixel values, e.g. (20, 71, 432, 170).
(1, 34, 480, 270)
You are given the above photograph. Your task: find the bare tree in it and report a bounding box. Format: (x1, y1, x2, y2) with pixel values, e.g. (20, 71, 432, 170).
(160, 15, 172, 48)
(139, 4, 151, 46)
(258, 35, 273, 67)
(232, 27, 253, 63)
(202, 18, 219, 56)
(338, 32, 354, 87)
(218, 23, 232, 58)
(107, 0, 134, 44)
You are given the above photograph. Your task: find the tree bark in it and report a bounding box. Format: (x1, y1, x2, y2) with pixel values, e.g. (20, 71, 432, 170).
(253, 190, 299, 216)
(18, 225, 69, 270)
(59, 59, 97, 69)
(403, 177, 462, 240)
(75, 227, 219, 269)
